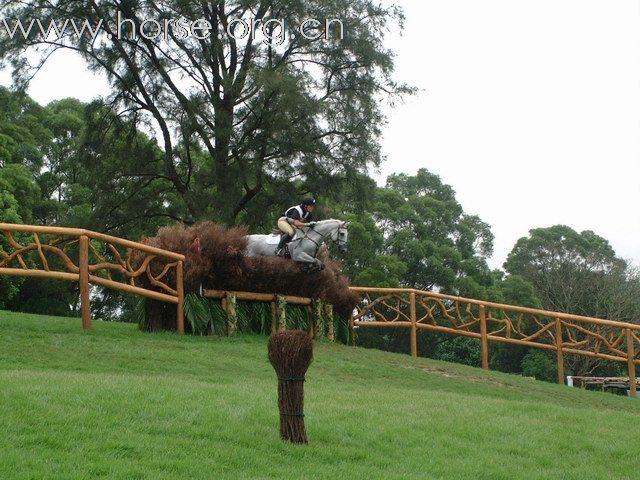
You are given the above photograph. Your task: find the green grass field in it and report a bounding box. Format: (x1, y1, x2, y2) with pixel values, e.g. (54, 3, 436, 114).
(1, 311, 639, 479)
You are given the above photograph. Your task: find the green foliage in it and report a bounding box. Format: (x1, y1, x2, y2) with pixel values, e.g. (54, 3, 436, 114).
(284, 304, 311, 331)
(236, 301, 272, 335)
(334, 310, 352, 345)
(131, 297, 146, 329)
(179, 297, 350, 342)
(521, 350, 557, 383)
(496, 274, 542, 309)
(0, 87, 51, 170)
(0, 156, 80, 313)
(5, 278, 76, 317)
(0, 188, 20, 224)
(183, 294, 226, 336)
(489, 344, 530, 375)
(207, 301, 228, 335)
(432, 336, 482, 367)
(503, 225, 629, 317)
(0, 163, 40, 223)
(183, 293, 213, 336)
(0, 185, 23, 308)
(339, 169, 495, 295)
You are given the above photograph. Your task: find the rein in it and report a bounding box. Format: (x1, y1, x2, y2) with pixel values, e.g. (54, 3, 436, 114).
(289, 223, 322, 258)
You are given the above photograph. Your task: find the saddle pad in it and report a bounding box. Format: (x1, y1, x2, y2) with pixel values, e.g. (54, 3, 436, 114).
(265, 234, 280, 245)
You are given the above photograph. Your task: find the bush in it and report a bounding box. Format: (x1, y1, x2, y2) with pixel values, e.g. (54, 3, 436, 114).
(521, 350, 557, 383)
(433, 336, 481, 367)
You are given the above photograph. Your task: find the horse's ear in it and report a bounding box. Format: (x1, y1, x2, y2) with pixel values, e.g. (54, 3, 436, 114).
(343, 221, 350, 227)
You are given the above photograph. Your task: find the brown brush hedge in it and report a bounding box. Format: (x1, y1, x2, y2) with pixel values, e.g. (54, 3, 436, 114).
(268, 330, 314, 444)
(133, 221, 359, 332)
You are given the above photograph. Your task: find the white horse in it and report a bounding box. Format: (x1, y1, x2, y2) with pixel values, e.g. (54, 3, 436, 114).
(245, 219, 349, 271)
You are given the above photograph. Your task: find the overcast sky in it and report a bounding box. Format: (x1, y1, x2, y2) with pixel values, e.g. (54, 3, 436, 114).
(1, 0, 639, 270)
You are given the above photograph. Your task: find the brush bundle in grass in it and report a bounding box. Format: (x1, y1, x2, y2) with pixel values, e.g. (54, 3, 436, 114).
(268, 330, 313, 444)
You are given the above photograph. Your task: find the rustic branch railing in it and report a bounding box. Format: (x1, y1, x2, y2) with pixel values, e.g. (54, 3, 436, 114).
(0, 223, 185, 333)
(350, 287, 640, 397)
(3, 224, 637, 396)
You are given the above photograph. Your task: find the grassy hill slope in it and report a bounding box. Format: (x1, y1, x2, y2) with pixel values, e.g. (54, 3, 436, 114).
(1, 311, 639, 479)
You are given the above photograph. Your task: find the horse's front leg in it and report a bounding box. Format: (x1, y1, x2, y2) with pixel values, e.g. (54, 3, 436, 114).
(292, 250, 324, 272)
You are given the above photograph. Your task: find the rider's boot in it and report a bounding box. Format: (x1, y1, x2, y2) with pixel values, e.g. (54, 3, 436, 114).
(275, 233, 292, 256)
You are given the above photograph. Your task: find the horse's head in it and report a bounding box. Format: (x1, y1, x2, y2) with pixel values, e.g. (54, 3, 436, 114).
(335, 221, 349, 256)
(307, 219, 349, 257)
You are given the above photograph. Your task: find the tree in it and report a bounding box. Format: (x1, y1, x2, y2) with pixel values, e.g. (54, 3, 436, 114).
(0, 87, 51, 170)
(0, 0, 412, 224)
(0, 164, 41, 308)
(373, 169, 494, 294)
(505, 225, 626, 317)
(62, 101, 183, 237)
(0, 88, 182, 316)
(504, 225, 640, 376)
(0, 186, 22, 308)
(349, 169, 498, 360)
(0, 163, 41, 223)
(35, 98, 86, 223)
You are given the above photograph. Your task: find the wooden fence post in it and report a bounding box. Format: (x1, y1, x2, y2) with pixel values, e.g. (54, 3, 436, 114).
(225, 291, 237, 336)
(480, 304, 488, 369)
(324, 303, 335, 342)
(276, 295, 287, 331)
(79, 235, 91, 331)
(312, 299, 323, 340)
(270, 300, 278, 334)
(410, 291, 417, 357)
(306, 304, 315, 338)
(555, 318, 564, 385)
(176, 260, 184, 334)
(627, 329, 637, 398)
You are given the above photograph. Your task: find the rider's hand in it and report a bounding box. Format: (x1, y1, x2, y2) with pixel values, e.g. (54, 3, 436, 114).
(294, 219, 305, 228)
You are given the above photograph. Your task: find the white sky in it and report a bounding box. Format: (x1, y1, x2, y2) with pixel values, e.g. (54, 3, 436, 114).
(1, 0, 639, 270)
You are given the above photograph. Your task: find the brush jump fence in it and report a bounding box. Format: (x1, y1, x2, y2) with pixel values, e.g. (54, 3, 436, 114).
(0, 223, 185, 332)
(350, 287, 640, 397)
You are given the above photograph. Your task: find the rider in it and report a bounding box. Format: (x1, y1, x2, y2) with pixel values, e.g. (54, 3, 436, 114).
(275, 196, 316, 255)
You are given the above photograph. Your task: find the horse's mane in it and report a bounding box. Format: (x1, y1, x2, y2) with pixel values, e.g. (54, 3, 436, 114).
(311, 218, 343, 225)
(298, 218, 343, 235)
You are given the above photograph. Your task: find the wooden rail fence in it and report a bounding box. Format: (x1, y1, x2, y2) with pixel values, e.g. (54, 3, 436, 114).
(203, 289, 334, 340)
(3, 223, 639, 397)
(350, 287, 640, 397)
(0, 223, 185, 332)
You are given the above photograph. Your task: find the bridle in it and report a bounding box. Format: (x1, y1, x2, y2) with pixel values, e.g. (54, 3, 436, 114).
(290, 221, 348, 256)
(333, 224, 348, 254)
